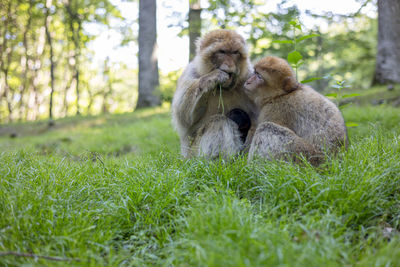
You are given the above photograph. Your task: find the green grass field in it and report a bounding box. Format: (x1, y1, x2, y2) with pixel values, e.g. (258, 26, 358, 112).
(1, 104, 400, 266)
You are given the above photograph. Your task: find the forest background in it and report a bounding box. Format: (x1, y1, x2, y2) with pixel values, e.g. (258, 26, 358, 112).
(1, 0, 398, 124)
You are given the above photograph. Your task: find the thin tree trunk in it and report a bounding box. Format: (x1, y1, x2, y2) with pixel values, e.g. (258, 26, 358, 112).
(62, 42, 74, 117)
(18, 0, 33, 121)
(45, 0, 56, 124)
(0, 1, 15, 122)
(315, 28, 324, 91)
(137, 0, 160, 109)
(372, 0, 400, 85)
(2, 68, 13, 122)
(65, 0, 81, 115)
(30, 26, 46, 121)
(102, 57, 112, 113)
(189, 0, 201, 61)
(75, 22, 81, 115)
(0, 0, 7, 109)
(62, 66, 73, 117)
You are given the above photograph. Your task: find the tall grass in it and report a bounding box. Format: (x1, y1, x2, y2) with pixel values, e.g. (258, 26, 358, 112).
(0, 105, 399, 266)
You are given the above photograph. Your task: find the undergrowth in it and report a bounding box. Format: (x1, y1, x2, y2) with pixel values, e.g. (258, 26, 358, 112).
(0, 105, 399, 266)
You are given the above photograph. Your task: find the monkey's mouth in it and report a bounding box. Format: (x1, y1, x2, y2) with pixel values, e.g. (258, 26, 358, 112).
(222, 73, 237, 89)
(243, 82, 252, 93)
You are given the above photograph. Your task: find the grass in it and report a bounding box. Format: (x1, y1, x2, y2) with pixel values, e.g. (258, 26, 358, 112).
(0, 104, 400, 266)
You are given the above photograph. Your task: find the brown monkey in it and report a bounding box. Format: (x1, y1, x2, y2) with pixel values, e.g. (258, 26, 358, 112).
(172, 29, 257, 158)
(244, 56, 348, 164)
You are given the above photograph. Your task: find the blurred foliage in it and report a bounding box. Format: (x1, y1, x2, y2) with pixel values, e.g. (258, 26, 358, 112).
(0, 0, 123, 122)
(159, 70, 183, 103)
(193, 0, 377, 92)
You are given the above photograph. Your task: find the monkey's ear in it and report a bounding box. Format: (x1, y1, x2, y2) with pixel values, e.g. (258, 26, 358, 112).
(282, 76, 299, 93)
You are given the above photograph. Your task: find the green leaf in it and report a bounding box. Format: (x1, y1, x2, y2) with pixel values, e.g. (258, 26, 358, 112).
(342, 93, 360, 98)
(297, 34, 320, 43)
(289, 20, 302, 30)
(345, 122, 359, 127)
(272, 40, 294, 44)
(301, 77, 322, 84)
(331, 84, 342, 89)
(287, 51, 303, 65)
(325, 93, 338, 98)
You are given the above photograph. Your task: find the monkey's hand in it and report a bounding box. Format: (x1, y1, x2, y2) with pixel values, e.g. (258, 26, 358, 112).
(174, 69, 230, 128)
(199, 69, 230, 93)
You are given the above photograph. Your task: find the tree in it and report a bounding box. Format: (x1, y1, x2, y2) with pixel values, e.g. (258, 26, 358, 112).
(189, 0, 202, 61)
(45, 0, 56, 125)
(373, 0, 400, 85)
(0, 0, 16, 122)
(137, 0, 161, 109)
(102, 57, 112, 113)
(0, 0, 122, 122)
(65, 0, 83, 115)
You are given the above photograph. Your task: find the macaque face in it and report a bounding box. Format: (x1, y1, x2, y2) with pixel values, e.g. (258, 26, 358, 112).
(244, 68, 272, 100)
(213, 49, 241, 74)
(212, 49, 242, 88)
(245, 70, 264, 91)
(244, 59, 295, 102)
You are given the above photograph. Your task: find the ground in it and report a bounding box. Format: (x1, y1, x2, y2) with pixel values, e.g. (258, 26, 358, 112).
(0, 103, 399, 266)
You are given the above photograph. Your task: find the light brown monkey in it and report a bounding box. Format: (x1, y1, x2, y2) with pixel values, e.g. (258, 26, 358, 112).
(172, 29, 257, 158)
(244, 56, 348, 165)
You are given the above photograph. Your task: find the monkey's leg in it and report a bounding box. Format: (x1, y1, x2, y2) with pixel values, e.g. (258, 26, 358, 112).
(191, 114, 242, 158)
(248, 122, 322, 165)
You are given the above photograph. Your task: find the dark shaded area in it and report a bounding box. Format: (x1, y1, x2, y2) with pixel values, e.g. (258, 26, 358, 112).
(227, 108, 251, 142)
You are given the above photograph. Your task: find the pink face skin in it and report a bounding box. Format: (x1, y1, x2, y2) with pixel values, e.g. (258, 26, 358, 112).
(244, 70, 265, 100)
(214, 50, 241, 74)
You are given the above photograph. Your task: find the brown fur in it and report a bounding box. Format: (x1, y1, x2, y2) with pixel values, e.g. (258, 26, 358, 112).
(244, 56, 348, 165)
(172, 29, 257, 158)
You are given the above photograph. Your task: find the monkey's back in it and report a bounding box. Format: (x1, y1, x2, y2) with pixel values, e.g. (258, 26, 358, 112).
(262, 85, 347, 152)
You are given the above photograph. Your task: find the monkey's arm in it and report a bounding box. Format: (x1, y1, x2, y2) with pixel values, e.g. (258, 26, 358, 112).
(174, 69, 230, 128)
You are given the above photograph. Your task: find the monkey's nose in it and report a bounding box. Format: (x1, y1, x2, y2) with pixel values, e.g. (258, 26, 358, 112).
(219, 64, 235, 75)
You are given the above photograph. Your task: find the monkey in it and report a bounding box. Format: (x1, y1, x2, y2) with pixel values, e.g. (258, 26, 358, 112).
(243, 56, 348, 165)
(172, 29, 257, 158)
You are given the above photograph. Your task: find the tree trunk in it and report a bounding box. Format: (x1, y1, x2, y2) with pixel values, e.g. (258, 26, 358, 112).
(65, 0, 81, 115)
(0, 0, 15, 122)
(18, 0, 33, 121)
(45, 0, 56, 124)
(74, 24, 81, 115)
(102, 56, 112, 113)
(30, 26, 46, 121)
(62, 42, 74, 117)
(372, 0, 400, 85)
(137, 0, 160, 109)
(189, 0, 201, 61)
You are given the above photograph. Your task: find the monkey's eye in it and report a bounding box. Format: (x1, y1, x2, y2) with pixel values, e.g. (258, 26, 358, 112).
(218, 50, 226, 54)
(255, 72, 262, 80)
